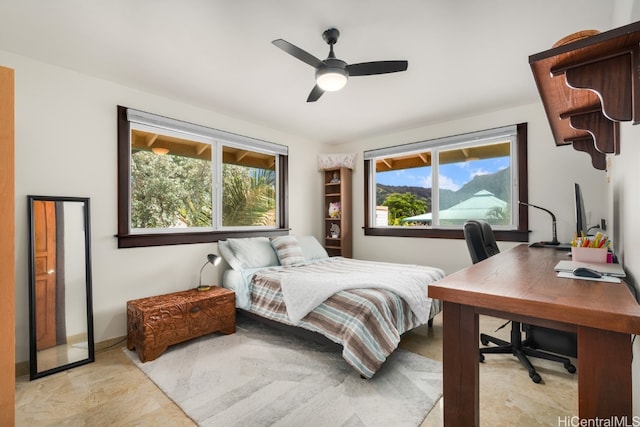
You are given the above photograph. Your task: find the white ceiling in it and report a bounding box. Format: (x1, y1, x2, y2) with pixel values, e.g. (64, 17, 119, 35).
(0, 1, 617, 144)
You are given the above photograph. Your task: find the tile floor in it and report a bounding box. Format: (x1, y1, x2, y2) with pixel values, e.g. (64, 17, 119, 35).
(407, 316, 577, 426)
(15, 314, 577, 426)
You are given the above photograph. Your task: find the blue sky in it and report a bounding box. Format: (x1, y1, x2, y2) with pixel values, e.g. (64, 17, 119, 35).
(376, 157, 509, 191)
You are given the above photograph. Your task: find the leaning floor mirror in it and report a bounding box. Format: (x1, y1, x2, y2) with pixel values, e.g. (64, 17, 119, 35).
(28, 195, 95, 380)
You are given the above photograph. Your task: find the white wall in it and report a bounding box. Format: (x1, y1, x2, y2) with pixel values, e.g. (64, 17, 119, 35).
(611, 110, 640, 416)
(611, 0, 640, 415)
(1, 50, 324, 364)
(332, 103, 607, 274)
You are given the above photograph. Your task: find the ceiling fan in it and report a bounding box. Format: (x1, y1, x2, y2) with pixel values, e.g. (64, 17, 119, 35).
(272, 28, 408, 102)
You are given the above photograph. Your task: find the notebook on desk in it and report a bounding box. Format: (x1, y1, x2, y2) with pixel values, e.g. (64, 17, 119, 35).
(554, 260, 626, 277)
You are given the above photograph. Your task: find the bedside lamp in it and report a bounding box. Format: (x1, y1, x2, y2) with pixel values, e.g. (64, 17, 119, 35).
(197, 253, 221, 292)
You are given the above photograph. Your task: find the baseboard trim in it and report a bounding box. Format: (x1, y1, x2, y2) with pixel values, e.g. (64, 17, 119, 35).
(95, 335, 127, 352)
(15, 335, 127, 378)
(15, 361, 28, 378)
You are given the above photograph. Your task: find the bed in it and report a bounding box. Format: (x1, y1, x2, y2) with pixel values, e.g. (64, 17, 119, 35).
(218, 235, 445, 378)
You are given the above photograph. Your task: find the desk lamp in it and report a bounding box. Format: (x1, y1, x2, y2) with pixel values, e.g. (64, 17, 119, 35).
(197, 254, 221, 291)
(519, 201, 560, 245)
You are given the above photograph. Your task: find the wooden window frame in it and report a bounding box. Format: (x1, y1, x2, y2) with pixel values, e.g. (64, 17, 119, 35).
(116, 106, 289, 248)
(363, 123, 529, 242)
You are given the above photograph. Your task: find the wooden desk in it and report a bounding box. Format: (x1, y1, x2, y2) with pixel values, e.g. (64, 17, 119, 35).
(428, 244, 640, 426)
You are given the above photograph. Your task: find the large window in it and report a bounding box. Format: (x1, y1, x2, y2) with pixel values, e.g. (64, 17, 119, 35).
(364, 124, 529, 241)
(117, 106, 289, 248)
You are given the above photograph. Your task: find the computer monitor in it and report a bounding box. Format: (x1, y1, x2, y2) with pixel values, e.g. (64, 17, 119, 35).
(574, 182, 588, 237)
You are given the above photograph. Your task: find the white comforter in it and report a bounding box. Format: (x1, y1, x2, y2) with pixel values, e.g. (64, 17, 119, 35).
(280, 270, 432, 323)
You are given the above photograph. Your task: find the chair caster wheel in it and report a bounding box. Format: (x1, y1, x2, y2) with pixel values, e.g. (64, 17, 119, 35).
(565, 363, 576, 373)
(479, 354, 485, 362)
(530, 373, 542, 383)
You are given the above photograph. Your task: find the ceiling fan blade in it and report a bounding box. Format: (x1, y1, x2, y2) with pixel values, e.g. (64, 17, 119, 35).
(347, 60, 408, 76)
(272, 39, 324, 69)
(307, 85, 325, 102)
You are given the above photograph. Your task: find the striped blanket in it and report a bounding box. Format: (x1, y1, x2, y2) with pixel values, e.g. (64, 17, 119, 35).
(242, 257, 445, 378)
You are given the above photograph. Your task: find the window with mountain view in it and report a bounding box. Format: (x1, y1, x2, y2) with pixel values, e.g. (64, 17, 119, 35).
(364, 124, 529, 241)
(117, 106, 288, 248)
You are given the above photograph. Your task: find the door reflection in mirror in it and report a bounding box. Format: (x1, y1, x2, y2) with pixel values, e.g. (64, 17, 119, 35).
(28, 196, 94, 380)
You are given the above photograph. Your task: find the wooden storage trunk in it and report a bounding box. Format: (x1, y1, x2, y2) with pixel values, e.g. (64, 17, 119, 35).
(127, 287, 235, 362)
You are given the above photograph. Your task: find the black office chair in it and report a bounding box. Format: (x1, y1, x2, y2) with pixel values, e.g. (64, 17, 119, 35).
(463, 219, 576, 383)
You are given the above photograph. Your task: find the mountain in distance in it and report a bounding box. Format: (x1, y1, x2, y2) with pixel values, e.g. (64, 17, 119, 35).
(376, 185, 431, 206)
(377, 167, 510, 211)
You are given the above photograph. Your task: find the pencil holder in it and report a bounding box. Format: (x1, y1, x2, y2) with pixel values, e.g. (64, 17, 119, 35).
(571, 247, 607, 263)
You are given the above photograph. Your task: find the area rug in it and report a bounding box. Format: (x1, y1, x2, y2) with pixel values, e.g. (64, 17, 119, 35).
(123, 315, 442, 427)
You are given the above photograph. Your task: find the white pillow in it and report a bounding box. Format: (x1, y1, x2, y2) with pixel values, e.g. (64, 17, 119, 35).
(297, 235, 329, 261)
(226, 237, 280, 269)
(217, 240, 242, 271)
(270, 235, 306, 267)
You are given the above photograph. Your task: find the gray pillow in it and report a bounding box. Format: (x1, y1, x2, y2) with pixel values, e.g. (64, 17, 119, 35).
(219, 237, 280, 270)
(229, 237, 280, 269)
(218, 240, 242, 270)
(297, 235, 329, 261)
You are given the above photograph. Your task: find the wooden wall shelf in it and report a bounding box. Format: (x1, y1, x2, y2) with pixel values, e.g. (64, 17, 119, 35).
(529, 20, 640, 170)
(323, 168, 352, 258)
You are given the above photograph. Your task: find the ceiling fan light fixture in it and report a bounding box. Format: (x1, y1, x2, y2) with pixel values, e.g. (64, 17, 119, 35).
(273, 28, 407, 102)
(316, 67, 348, 92)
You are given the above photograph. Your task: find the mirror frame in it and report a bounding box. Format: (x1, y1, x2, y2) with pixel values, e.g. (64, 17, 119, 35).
(27, 195, 95, 380)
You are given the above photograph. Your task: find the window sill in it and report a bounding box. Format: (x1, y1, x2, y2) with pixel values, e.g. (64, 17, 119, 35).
(363, 227, 529, 242)
(116, 228, 290, 248)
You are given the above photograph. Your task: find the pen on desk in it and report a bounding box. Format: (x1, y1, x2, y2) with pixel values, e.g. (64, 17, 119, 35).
(571, 233, 610, 249)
